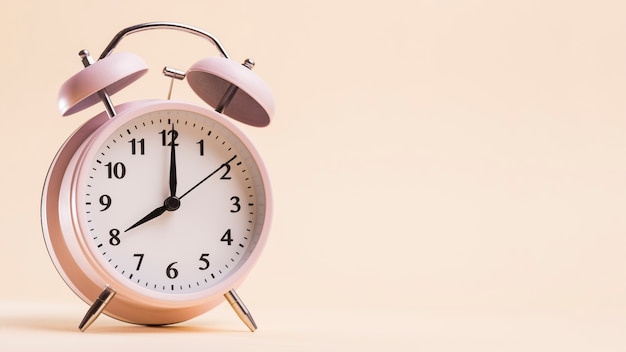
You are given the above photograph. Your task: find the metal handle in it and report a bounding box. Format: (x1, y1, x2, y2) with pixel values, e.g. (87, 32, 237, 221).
(98, 21, 231, 60)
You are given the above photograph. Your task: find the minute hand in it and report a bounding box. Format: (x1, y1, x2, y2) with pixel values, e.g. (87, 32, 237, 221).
(179, 155, 237, 200)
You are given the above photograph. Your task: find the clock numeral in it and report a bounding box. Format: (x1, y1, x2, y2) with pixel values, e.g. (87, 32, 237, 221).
(105, 162, 126, 179)
(133, 253, 144, 270)
(160, 129, 179, 146)
(166, 262, 179, 279)
(99, 194, 112, 211)
(221, 229, 233, 246)
(129, 138, 145, 155)
(220, 163, 232, 180)
(230, 196, 241, 213)
(198, 253, 210, 270)
(108, 229, 121, 246)
(197, 139, 204, 156)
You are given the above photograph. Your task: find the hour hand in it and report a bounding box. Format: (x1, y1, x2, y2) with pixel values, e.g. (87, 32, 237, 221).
(125, 196, 181, 232)
(124, 205, 167, 232)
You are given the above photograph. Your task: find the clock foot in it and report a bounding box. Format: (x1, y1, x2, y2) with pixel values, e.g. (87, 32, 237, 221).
(224, 289, 257, 332)
(78, 286, 116, 332)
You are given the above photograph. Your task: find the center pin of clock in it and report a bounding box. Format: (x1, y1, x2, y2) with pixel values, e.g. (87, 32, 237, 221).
(164, 196, 181, 211)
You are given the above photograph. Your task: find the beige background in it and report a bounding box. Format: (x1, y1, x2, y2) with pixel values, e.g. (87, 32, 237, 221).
(1, 0, 626, 350)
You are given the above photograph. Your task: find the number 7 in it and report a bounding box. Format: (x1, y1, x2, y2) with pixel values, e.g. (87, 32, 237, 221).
(133, 253, 144, 270)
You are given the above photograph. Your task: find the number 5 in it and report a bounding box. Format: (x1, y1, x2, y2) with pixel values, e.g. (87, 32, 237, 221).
(198, 253, 210, 270)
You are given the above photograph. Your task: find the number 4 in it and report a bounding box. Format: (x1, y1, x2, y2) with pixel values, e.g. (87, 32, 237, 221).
(221, 229, 233, 246)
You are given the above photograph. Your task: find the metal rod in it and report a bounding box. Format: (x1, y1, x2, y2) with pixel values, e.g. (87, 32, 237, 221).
(78, 286, 116, 332)
(215, 59, 255, 113)
(163, 66, 186, 100)
(78, 49, 117, 118)
(225, 289, 257, 332)
(98, 22, 230, 60)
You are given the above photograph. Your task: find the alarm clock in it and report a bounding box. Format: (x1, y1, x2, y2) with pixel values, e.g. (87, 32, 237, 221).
(41, 22, 274, 332)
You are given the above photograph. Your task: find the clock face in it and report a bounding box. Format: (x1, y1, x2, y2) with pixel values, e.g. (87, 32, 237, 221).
(74, 107, 268, 296)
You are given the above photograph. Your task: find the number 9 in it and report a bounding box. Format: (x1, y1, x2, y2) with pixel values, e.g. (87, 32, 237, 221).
(99, 194, 112, 211)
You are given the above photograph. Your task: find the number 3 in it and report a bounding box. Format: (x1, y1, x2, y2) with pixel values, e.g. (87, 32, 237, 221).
(230, 196, 241, 213)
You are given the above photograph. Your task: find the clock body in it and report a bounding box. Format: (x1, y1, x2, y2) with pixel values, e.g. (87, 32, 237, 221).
(42, 99, 272, 325)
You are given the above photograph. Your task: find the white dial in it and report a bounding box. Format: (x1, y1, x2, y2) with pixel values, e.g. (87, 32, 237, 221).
(74, 106, 268, 296)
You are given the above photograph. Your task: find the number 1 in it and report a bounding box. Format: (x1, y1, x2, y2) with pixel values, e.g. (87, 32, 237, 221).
(197, 139, 204, 156)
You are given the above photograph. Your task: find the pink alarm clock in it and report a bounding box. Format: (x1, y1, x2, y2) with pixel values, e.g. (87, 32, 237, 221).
(41, 22, 274, 331)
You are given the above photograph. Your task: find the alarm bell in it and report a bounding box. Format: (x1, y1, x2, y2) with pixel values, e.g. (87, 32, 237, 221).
(57, 22, 274, 127)
(58, 52, 148, 117)
(187, 57, 273, 127)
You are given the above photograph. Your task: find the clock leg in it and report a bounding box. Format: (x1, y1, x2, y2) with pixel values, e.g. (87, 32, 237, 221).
(224, 289, 257, 332)
(78, 286, 116, 332)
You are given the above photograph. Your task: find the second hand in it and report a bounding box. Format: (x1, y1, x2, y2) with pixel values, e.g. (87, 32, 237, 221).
(125, 154, 237, 232)
(179, 154, 237, 200)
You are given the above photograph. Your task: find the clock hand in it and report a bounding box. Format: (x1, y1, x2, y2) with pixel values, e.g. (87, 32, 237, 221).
(169, 123, 177, 197)
(124, 204, 166, 233)
(126, 124, 180, 233)
(179, 155, 237, 200)
(126, 155, 235, 232)
(124, 196, 181, 232)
